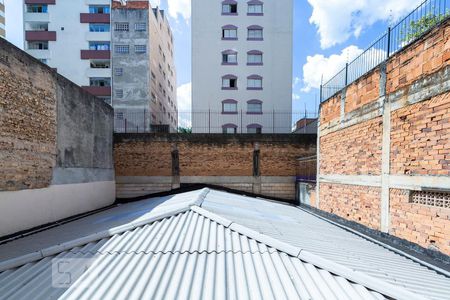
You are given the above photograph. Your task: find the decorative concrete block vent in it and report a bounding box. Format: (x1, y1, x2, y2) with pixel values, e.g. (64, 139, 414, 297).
(410, 190, 450, 209)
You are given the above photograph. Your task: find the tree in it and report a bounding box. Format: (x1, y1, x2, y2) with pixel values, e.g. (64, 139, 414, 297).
(178, 127, 192, 133)
(401, 10, 449, 43)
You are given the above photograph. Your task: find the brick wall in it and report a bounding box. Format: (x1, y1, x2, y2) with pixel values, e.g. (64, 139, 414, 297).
(320, 94, 340, 124)
(345, 69, 380, 113)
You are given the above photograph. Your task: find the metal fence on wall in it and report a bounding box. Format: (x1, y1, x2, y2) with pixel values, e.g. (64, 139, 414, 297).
(321, 0, 449, 102)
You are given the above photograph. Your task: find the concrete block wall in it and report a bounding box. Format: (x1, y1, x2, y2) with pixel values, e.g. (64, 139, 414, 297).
(114, 133, 317, 201)
(317, 19, 450, 255)
(0, 39, 115, 237)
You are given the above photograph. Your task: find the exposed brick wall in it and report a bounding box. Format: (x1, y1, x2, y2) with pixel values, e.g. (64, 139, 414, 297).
(320, 117, 382, 175)
(261, 183, 296, 200)
(320, 94, 340, 125)
(261, 144, 315, 176)
(391, 92, 450, 176)
(345, 69, 380, 113)
(319, 183, 381, 230)
(390, 189, 450, 254)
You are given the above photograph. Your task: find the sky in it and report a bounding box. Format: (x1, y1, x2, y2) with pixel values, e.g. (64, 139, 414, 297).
(5, 0, 424, 117)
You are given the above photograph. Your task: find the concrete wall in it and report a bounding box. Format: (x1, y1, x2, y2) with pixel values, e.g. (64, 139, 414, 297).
(317, 20, 450, 255)
(114, 133, 316, 201)
(0, 38, 115, 237)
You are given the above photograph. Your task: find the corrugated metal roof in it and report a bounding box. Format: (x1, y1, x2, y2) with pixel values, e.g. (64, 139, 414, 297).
(0, 209, 387, 300)
(201, 189, 450, 300)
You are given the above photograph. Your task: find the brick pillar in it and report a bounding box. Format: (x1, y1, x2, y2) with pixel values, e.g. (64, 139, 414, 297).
(252, 143, 261, 194)
(171, 143, 180, 189)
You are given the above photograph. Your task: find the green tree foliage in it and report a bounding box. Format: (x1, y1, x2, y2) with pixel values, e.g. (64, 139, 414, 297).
(178, 127, 192, 133)
(402, 10, 449, 43)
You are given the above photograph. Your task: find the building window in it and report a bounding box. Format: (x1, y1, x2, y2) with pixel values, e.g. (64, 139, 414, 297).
(410, 191, 450, 208)
(135, 23, 147, 31)
(115, 45, 129, 54)
(247, 124, 262, 134)
(115, 68, 123, 76)
(248, 26, 263, 40)
(222, 50, 238, 65)
(247, 50, 263, 65)
(26, 4, 47, 13)
(247, 75, 263, 90)
(115, 89, 123, 98)
(151, 92, 157, 102)
(247, 100, 262, 114)
(135, 45, 147, 54)
(116, 112, 124, 120)
(222, 1, 237, 14)
(28, 41, 48, 50)
(89, 24, 110, 32)
(222, 99, 238, 114)
(89, 5, 110, 14)
(222, 75, 237, 89)
(222, 25, 238, 40)
(247, 1, 263, 15)
(38, 58, 48, 64)
(89, 77, 111, 87)
(222, 124, 237, 134)
(90, 60, 110, 69)
(114, 22, 129, 32)
(89, 41, 110, 50)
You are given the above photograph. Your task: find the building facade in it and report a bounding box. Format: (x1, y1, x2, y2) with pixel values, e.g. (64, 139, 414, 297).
(22, 0, 177, 132)
(192, 0, 293, 133)
(0, 0, 5, 38)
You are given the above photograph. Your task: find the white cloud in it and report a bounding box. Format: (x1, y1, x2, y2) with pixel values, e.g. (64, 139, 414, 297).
(177, 82, 192, 128)
(168, 0, 191, 21)
(301, 45, 363, 92)
(292, 93, 301, 101)
(307, 0, 423, 49)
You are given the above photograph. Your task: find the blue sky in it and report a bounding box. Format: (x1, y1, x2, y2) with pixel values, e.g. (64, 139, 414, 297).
(5, 0, 423, 115)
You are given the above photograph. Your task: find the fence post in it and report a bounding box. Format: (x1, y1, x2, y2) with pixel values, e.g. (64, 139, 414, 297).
(387, 27, 391, 59)
(345, 63, 349, 86)
(272, 109, 275, 133)
(143, 109, 146, 133)
(124, 118, 127, 133)
(320, 84, 323, 103)
(240, 110, 243, 134)
(208, 109, 211, 134)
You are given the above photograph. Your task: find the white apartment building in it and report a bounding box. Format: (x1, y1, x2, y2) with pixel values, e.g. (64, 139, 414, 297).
(192, 0, 293, 133)
(0, 0, 5, 38)
(22, 0, 177, 132)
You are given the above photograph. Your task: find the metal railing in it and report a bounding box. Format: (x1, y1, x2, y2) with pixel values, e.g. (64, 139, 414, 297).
(113, 110, 318, 134)
(321, 0, 449, 102)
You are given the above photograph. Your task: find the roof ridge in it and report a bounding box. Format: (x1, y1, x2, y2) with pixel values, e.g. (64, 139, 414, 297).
(191, 205, 429, 300)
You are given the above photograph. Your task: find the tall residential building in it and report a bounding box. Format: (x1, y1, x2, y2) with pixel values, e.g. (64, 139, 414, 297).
(22, 0, 177, 132)
(192, 0, 293, 133)
(0, 0, 5, 38)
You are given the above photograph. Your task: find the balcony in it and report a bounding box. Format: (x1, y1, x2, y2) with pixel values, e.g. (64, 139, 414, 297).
(25, 30, 56, 41)
(80, 50, 110, 59)
(80, 13, 110, 23)
(82, 86, 111, 97)
(25, 0, 55, 4)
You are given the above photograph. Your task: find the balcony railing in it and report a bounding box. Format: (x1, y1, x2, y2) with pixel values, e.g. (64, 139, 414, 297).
(80, 13, 110, 23)
(80, 50, 110, 59)
(25, 31, 56, 41)
(82, 86, 111, 96)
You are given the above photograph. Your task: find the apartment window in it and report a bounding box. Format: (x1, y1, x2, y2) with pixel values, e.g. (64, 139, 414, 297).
(115, 45, 129, 54)
(247, 50, 263, 65)
(28, 41, 48, 50)
(39, 58, 48, 64)
(115, 89, 124, 98)
(89, 24, 110, 32)
(29, 23, 48, 31)
(247, 124, 262, 134)
(135, 23, 147, 31)
(151, 92, 157, 102)
(27, 4, 47, 13)
(89, 77, 111, 87)
(151, 71, 156, 80)
(247, 100, 263, 114)
(248, 1, 264, 15)
(222, 99, 238, 114)
(115, 68, 123, 76)
(89, 5, 110, 14)
(114, 22, 129, 31)
(90, 60, 110, 69)
(222, 75, 237, 89)
(248, 26, 263, 40)
(222, 50, 237, 65)
(222, 25, 238, 40)
(89, 41, 110, 50)
(222, 1, 237, 14)
(135, 45, 147, 54)
(222, 124, 237, 134)
(247, 75, 263, 89)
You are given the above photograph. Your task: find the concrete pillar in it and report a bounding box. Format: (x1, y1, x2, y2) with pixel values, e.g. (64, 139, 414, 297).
(252, 143, 261, 194)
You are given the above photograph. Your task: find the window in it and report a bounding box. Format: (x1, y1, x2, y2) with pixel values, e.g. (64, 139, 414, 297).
(114, 22, 129, 31)
(115, 45, 129, 54)
(27, 4, 47, 13)
(89, 41, 110, 50)
(135, 45, 147, 54)
(115, 89, 123, 98)
(247, 100, 262, 113)
(222, 124, 237, 134)
(90, 60, 110, 69)
(135, 23, 147, 31)
(89, 5, 110, 14)
(247, 50, 263, 65)
(222, 100, 238, 114)
(28, 41, 48, 50)
(89, 77, 111, 87)
(222, 1, 237, 14)
(39, 58, 48, 64)
(222, 75, 237, 89)
(222, 25, 237, 40)
(116, 112, 124, 120)
(151, 92, 157, 102)
(248, 1, 263, 15)
(247, 124, 262, 134)
(89, 24, 110, 32)
(115, 68, 123, 76)
(151, 71, 156, 80)
(248, 26, 263, 40)
(29, 23, 48, 31)
(222, 50, 237, 65)
(247, 75, 262, 89)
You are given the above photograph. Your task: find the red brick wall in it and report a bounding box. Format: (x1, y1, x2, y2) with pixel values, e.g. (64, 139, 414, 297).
(390, 189, 450, 254)
(345, 69, 380, 113)
(320, 183, 381, 230)
(320, 117, 382, 175)
(320, 94, 340, 125)
(391, 92, 450, 176)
